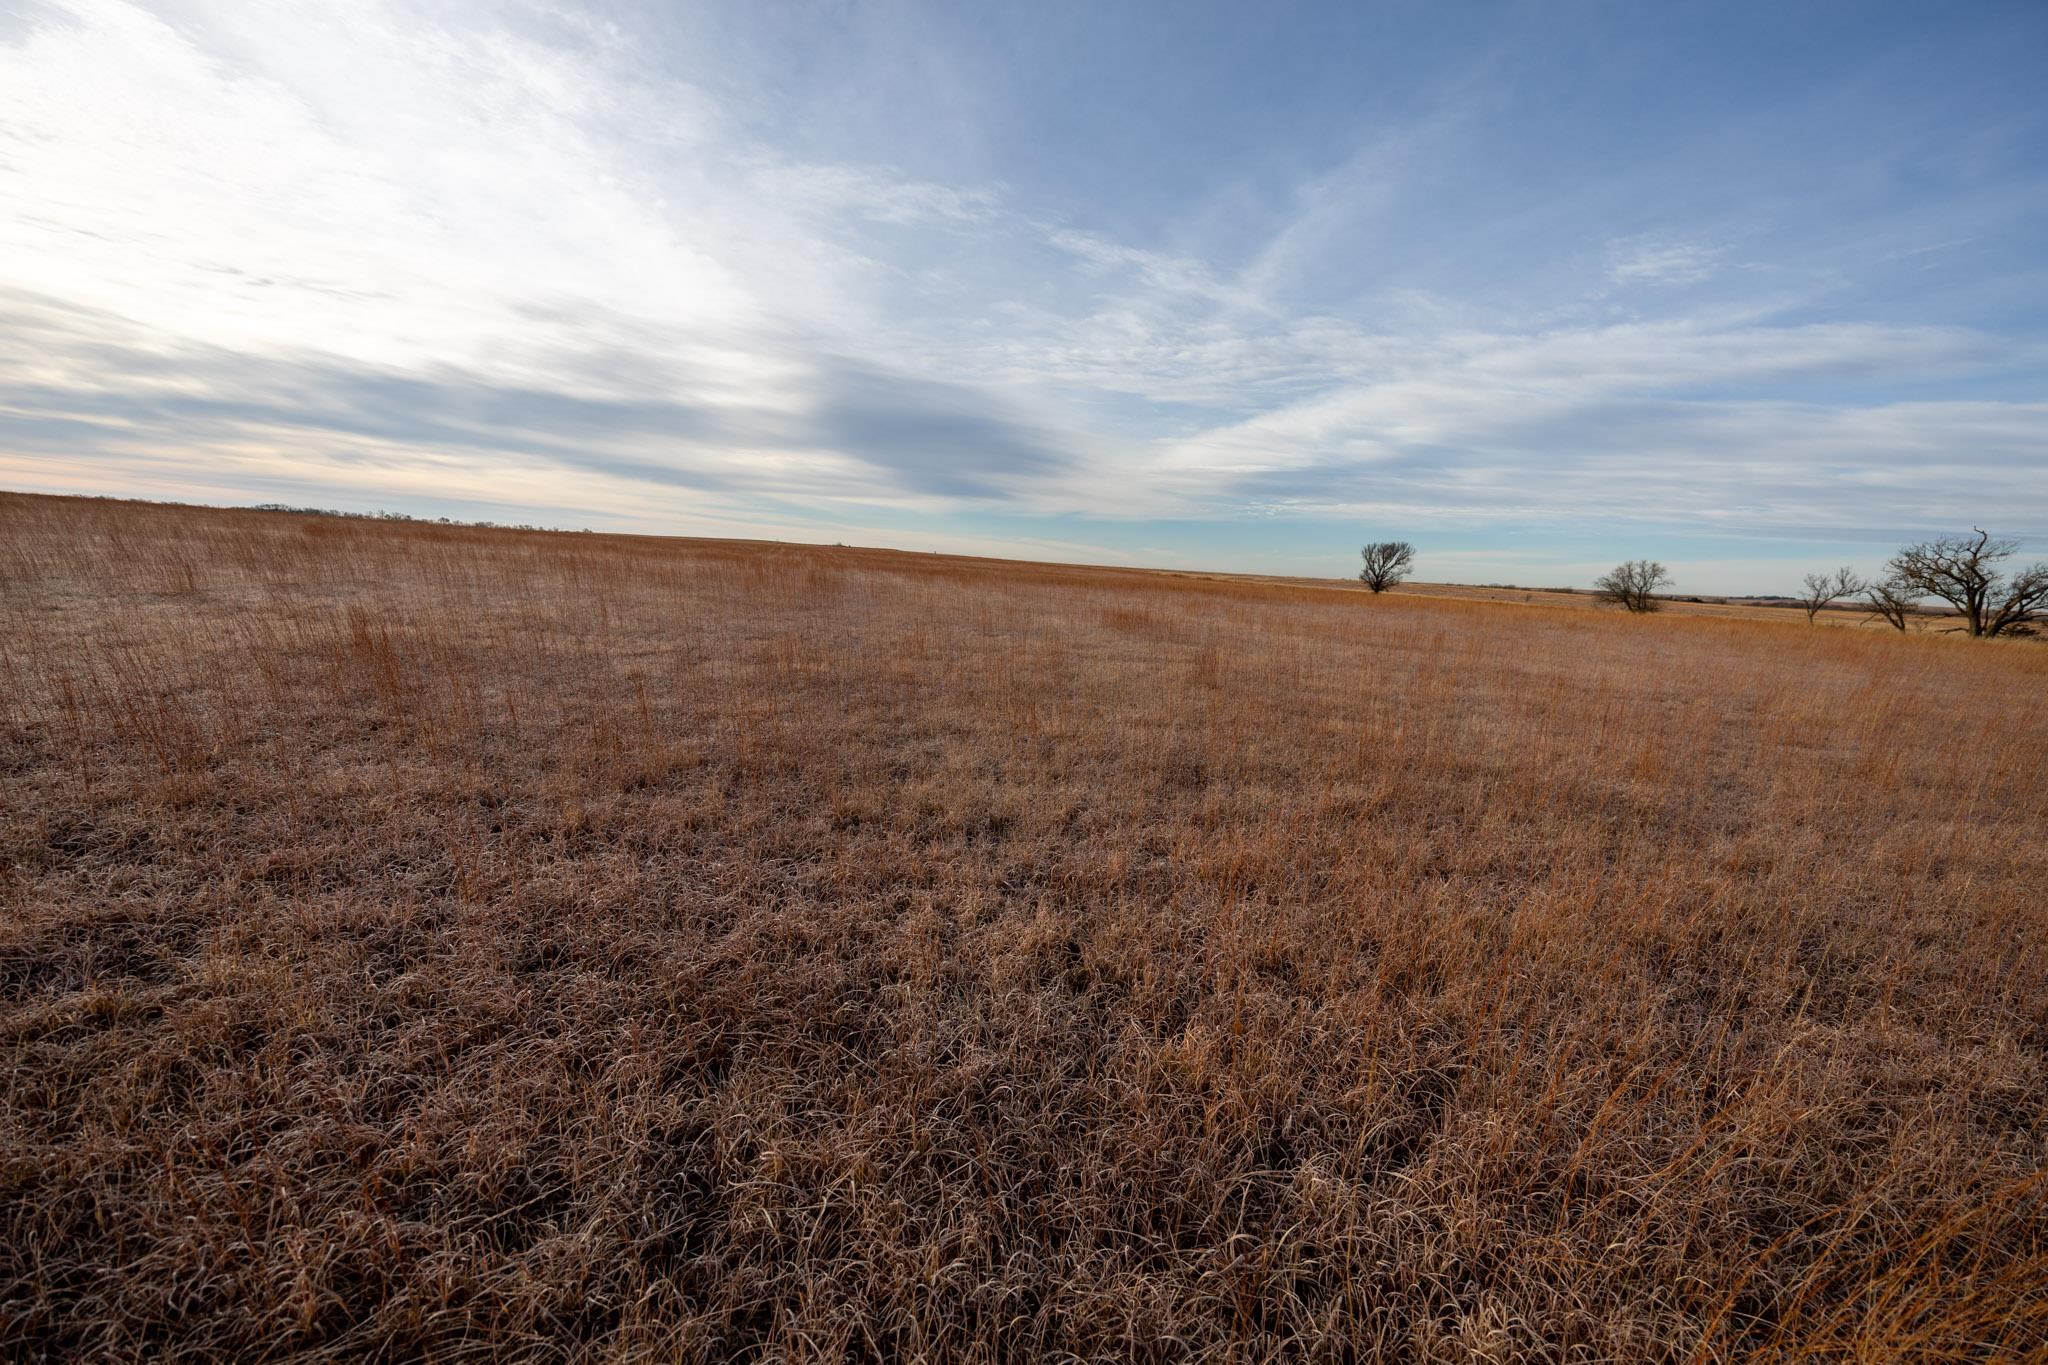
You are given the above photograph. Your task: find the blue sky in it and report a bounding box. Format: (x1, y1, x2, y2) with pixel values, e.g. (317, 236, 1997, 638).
(2, 0, 2044, 591)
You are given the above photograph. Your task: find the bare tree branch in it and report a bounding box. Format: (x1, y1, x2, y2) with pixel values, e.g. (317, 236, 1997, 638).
(1593, 560, 1672, 613)
(1887, 529, 2045, 637)
(1983, 562, 2048, 638)
(1798, 566, 1864, 623)
(1359, 541, 1416, 593)
(1860, 576, 1918, 632)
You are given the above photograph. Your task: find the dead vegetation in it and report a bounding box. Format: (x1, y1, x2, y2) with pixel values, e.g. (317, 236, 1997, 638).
(1, 492, 2044, 1361)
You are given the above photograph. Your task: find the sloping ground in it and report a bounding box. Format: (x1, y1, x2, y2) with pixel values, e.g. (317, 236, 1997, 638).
(1380, 580, 1963, 631)
(2, 493, 2044, 1361)
(1168, 573, 1968, 633)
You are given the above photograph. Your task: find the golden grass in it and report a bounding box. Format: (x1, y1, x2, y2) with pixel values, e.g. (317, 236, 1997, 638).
(2, 491, 2044, 1361)
(1375, 581, 1963, 633)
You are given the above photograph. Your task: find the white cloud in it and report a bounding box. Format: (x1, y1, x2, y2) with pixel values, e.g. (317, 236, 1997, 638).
(1, 1, 2044, 557)
(0, 1, 755, 369)
(1607, 236, 1725, 286)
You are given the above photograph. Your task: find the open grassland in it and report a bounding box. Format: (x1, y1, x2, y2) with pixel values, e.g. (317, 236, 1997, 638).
(1373, 582, 1965, 633)
(2, 492, 2045, 1362)
(1167, 576, 1966, 634)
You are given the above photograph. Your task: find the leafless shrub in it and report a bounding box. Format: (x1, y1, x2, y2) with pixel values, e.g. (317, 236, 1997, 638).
(1592, 558, 1672, 613)
(1358, 540, 1415, 593)
(1861, 575, 1918, 632)
(1798, 566, 1864, 623)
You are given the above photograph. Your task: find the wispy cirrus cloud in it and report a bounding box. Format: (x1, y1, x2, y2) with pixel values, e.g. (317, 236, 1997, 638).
(1607, 236, 1726, 287)
(3, 0, 2045, 589)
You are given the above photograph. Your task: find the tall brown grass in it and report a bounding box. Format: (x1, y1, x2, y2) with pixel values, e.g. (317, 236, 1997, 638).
(1, 491, 2044, 1361)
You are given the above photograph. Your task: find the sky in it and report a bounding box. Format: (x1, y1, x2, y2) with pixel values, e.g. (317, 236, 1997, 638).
(2, 0, 2045, 592)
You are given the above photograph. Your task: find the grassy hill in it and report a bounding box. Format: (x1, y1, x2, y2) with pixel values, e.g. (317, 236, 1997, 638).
(3, 492, 2044, 1360)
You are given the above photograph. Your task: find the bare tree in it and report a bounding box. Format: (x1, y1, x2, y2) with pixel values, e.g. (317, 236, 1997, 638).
(1797, 566, 1864, 623)
(1593, 560, 1672, 613)
(1887, 529, 2048, 638)
(1861, 576, 1917, 633)
(1359, 541, 1416, 593)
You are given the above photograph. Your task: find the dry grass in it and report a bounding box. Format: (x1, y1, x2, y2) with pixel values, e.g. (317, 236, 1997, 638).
(2, 491, 2044, 1362)
(1374, 582, 1969, 634)
(1197, 577, 1973, 634)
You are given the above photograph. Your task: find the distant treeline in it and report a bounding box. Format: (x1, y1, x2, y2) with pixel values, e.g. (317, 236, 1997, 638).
(250, 503, 582, 533)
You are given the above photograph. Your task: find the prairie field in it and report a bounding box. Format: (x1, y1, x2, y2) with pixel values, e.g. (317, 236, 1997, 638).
(3, 491, 2046, 1362)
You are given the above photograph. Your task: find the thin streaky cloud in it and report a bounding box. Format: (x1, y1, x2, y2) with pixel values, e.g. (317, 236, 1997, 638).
(1607, 238, 1725, 287)
(2, 0, 2045, 591)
